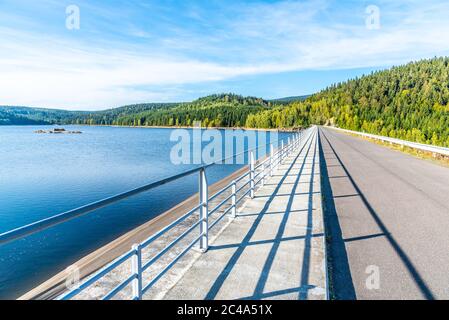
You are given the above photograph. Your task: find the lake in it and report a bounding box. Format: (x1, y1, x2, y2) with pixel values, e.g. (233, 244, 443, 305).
(0, 125, 292, 299)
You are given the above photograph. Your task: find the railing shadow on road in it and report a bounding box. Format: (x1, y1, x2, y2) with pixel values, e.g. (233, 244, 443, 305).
(333, 194, 359, 199)
(319, 128, 435, 300)
(236, 209, 308, 218)
(253, 131, 317, 300)
(344, 233, 388, 243)
(262, 181, 313, 186)
(207, 234, 324, 252)
(240, 285, 317, 300)
(204, 132, 317, 300)
(253, 191, 321, 199)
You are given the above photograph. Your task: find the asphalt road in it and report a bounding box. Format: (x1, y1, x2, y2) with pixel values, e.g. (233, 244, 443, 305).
(319, 127, 449, 300)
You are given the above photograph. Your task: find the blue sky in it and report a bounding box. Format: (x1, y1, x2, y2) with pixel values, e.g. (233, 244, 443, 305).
(1, 0, 449, 110)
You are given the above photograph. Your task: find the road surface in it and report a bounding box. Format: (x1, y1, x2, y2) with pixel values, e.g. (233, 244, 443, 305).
(319, 127, 449, 300)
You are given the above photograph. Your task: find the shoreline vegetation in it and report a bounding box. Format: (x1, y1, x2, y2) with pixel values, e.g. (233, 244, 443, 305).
(60, 124, 301, 132)
(28, 124, 299, 134)
(1, 57, 449, 147)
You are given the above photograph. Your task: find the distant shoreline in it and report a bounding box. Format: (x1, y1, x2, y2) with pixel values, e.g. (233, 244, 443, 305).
(86, 124, 300, 132)
(13, 123, 301, 133)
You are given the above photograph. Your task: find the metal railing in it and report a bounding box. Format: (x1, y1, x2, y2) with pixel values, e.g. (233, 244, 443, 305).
(0, 127, 313, 300)
(328, 126, 449, 157)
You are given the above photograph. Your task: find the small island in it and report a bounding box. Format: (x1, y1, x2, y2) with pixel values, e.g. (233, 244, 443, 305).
(35, 128, 82, 134)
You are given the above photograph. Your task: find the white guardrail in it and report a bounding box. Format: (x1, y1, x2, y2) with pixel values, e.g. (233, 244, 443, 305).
(328, 126, 449, 157)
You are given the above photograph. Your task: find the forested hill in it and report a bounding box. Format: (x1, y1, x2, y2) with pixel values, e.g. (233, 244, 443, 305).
(270, 95, 311, 104)
(0, 106, 83, 125)
(0, 103, 177, 125)
(109, 94, 272, 127)
(0, 94, 272, 128)
(246, 57, 449, 147)
(67, 102, 178, 125)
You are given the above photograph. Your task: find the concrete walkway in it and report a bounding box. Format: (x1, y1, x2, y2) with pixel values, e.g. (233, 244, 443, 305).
(160, 128, 327, 300)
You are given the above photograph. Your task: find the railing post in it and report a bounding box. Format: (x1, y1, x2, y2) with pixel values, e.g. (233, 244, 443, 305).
(250, 151, 255, 199)
(131, 244, 142, 300)
(231, 180, 236, 218)
(199, 168, 208, 252)
(281, 140, 284, 163)
(288, 137, 291, 156)
(262, 163, 266, 187)
(270, 144, 274, 177)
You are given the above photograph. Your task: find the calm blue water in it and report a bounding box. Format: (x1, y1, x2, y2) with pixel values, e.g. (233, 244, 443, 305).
(0, 125, 291, 299)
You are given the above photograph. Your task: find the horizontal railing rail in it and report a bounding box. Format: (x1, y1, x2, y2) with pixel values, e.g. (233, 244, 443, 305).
(328, 126, 449, 157)
(0, 166, 207, 246)
(0, 126, 314, 300)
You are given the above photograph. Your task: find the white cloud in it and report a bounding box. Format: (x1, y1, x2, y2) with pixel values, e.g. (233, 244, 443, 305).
(1, 0, 449, 109)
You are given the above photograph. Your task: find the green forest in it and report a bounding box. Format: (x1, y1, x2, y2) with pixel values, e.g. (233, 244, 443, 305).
(247, 57, 449, 147)
(104, 94, 273, 127)
(1, 57, 448, 147)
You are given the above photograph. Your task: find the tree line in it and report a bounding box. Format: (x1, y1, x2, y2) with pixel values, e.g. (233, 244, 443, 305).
(70, 94, 272, 127)
(246, 57, 449, 147)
